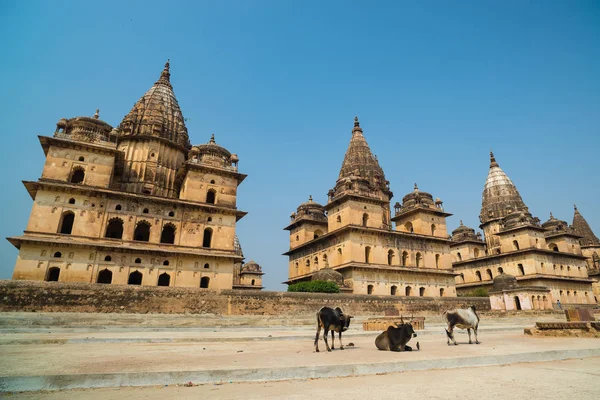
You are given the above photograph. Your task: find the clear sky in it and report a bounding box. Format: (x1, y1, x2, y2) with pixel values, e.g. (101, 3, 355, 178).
(0, 1, 598, 290)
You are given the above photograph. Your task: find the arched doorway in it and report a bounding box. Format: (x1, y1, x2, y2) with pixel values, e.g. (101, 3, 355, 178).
(46, 267, 60, 282)
(128, 270, 143, 285)
(200, 277, 210, 288)
(514, 296, 522, 310)
(405, 286, 412, 296)
(97, 268, 112, 284)
(157, 273, 171, 287)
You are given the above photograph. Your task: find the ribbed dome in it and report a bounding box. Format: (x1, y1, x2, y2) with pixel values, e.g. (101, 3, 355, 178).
(401, 183, 435, 208)
(542, 212, 568, 232)
(290, 195, 327, 223)
(54, 109, 114, 143)
(480, 151, 529, 225)
(191, 134, 231, 159)
(241, 260, 262, 273)
(572, 205, 600, 246)
(329, 117, 391, 201)
(117, 61, 191, 149)
(311, 267, 344, 285)
(492, 273, 519, 291)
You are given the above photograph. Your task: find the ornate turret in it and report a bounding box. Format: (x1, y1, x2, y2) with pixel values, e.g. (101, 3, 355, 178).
(116, 61, 191, 149)
(329, 117, 392, 201)
(572, 205, 600, 246)
(451, 221, 482, 242)
(542, 212, 569, 233)
(54, 109, 114, 145)
(480, 151, 529, 225)
(188, 134, 238, 171)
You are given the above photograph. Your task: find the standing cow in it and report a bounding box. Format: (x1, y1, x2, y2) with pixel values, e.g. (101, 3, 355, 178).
(375, 319, 419, 352)
(443, 305, 480, 345)
(314, 307, 353, 352)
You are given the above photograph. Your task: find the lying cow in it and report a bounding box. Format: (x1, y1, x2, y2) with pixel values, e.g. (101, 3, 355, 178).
(375, 319, 419, 352)
(443, 305, 480, 345)
(314, 307, 353, 352)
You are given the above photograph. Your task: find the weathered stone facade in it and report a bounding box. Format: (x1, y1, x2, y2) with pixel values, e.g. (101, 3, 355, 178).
(452, 152, 596, 305)
(285, 118, 457, 297)
(7, 62, 260, 291)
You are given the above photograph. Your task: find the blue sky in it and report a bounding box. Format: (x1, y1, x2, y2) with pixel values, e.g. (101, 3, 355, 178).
(0, 1, 598, 290)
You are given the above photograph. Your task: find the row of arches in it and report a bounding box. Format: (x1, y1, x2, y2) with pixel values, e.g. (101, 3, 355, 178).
(112, 203, 176, 217)
(366, 285, 444, 297)
(455, 248, 481, 262)
(58, 212, 214, 248)
(45, 267, 211, 288)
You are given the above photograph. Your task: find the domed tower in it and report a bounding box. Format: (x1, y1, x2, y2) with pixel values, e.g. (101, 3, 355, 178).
(479, 151, 531, 251)
(39, 109, 118, 188)
(391, 183, 452, 238)
(285, 195, 328, 250)
(572, 205, 600, 271)
(325, 117, 393, 230)
(449, 220, 485, 263)
(114, 61, 191, 197)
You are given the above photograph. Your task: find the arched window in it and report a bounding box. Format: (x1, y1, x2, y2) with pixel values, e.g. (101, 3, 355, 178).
(431, 224, 436, 236)
(387, 250, 394, 265)
(367, 284, 374, 295)
(58, 211, 75, 234)
(204, 263, 209, 269)
(337, 248, 342, 264)
(475, 271, 482, 281)
(97, 269, 112, 284)
(210, 180, 215, 184)
(168, 211, 175, 217)
(306, 259, 310, 267)
(105, 218, 124, 239)
(160, 223, 176, 244)
(456, 252, 462, 261)
(419, 287, 425, 296)
(46, 267, 60, 282)
(405, 286, 412, 296)
(200, 277, 210, 288)
(134, 258, 142, 264)
(473, 248, 480, 258)
(336, 215, 342, 223)
(68, 198, 76, 204)
(514, 296, 522, 310)
(128, 270, 143, 285)
(207, 217, 213, 222)
(314, 229, 323, 239)
(439, 288, 445, 297)
(435, 254, 440, 268)
(295, 235, 299, 242)
(206, 189, 216, 204)
(402, 251, 408, 266)
(163, 260, 169, 266)
(142, 208, 149, 214)
(53, 251, 62, 258)
(203, 228, 213, 248)
(314, 256, 319, 266)
(486, 269, 493, 280)
(518, 264, 525, 276)
(391, 285, 397, 295)
(415, 252, 422, 267)
(513, 240, 520, 251)
(104, 255, 112, 262)
(134, 221, 151, 242)
(405, 222, 414, 233)
(362, 213, 369, 227)
(115, 204, 122, 211)
(251, 279, 255, 285)
(70, 167, 85, 184)
(365, 246, 371, 263)
(549, 243, 558, 252)
(158, 273, 171, 287)
(78, 156, 85, 162)
(498, 267, 504, 274)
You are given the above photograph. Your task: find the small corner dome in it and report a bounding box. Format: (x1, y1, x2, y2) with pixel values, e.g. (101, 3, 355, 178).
(241, 260, 262, 273)
(542, 213, 568, 231)
(54, 109, 113, 141)
(311, 267, 344, 286)
(191, 134, 231, 159)
(492, 272, 518, 291)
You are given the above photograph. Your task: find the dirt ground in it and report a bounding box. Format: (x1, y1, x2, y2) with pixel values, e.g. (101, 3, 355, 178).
(7, 357, 600, 400)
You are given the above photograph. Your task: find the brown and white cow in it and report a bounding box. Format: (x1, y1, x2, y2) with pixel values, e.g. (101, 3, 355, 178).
(314, 307, 353, 352)
(443, 305, 480, 345)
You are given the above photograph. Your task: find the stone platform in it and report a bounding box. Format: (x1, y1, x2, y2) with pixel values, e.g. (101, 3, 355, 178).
(2, 313, 600, 393)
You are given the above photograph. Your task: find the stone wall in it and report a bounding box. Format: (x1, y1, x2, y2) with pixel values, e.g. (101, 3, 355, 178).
(0, 280, 490, 316)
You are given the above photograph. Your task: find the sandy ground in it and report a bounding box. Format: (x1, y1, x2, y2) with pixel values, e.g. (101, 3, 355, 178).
(6, 357, 600, 400)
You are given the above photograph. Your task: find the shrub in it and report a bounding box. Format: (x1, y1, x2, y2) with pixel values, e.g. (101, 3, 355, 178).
(287, 280, 340, 293)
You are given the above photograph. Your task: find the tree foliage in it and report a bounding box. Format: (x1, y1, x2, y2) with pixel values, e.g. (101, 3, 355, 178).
(287, 280, 340, 293)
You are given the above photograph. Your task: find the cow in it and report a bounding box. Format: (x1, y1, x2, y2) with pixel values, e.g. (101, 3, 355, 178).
(314, 307, 353, 352)
(443, 305, 480, 346)
(375, 318, 419, 352)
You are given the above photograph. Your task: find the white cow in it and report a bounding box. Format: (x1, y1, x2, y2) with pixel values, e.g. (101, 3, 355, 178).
(443, 305, 480, 345)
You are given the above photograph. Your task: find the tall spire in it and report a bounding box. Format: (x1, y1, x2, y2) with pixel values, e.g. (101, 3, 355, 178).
(480, 151, 528, 225)
(117, 60, 190, 149)
(572, 205, 600, 246)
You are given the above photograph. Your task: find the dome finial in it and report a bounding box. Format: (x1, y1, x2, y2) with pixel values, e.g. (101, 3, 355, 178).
(460, 220, 464, 226)
(550, 211, 554, 219)
(93, 108, 99, 119)
(156, 59, 171, 87)
(490, 149, 499, 168)
(354, 116, 359, 126)
(209, 134, 215, 144)
(352, 116, 363, 134)
(574, 203, 578, 211)
(308, 195, 313, 202)
(414, 183, 419, 192)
